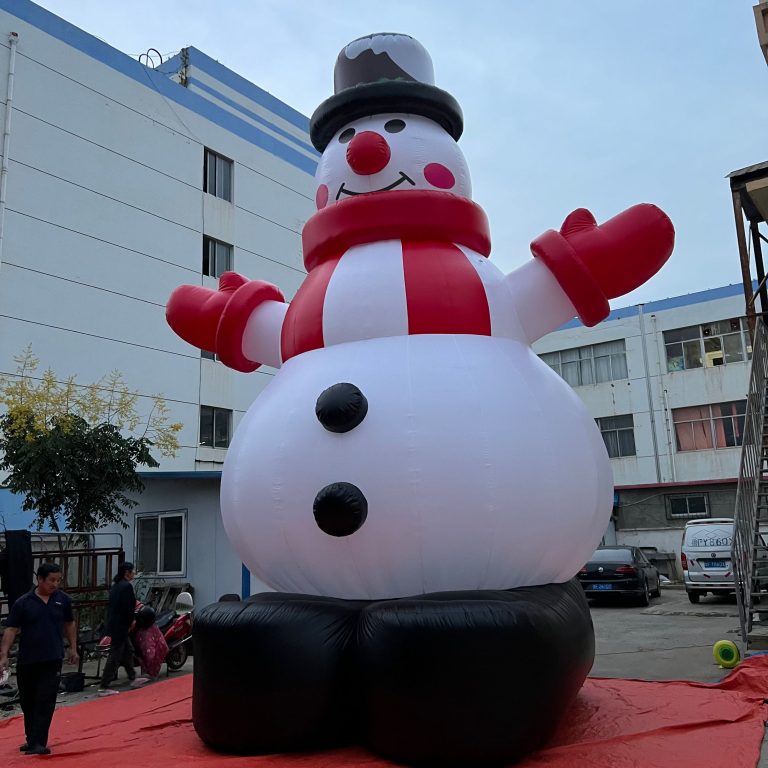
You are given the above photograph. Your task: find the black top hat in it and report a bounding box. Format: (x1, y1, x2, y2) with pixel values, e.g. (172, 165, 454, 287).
(310, 33, 463, 153)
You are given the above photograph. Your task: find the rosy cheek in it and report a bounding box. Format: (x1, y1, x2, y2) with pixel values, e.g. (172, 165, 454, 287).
(423, 163, 455, 190)
(315, 184, 329, 210)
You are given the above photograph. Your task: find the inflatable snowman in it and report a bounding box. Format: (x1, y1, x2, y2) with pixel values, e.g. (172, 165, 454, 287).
(168, 34, 674, 766)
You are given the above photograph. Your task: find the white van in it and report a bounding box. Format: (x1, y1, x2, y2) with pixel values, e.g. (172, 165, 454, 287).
(681, 518, 767, 604)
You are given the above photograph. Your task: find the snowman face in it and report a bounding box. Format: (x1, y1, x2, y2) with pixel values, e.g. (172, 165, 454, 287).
(314, 113, 471, 210)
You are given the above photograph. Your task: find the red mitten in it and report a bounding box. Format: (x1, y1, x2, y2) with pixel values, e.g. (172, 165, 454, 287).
(166, 272, 285, 372)
(530, 204, 675, 327)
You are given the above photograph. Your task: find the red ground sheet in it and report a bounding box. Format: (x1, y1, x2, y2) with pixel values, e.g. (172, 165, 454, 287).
(2, 657, 767, 766)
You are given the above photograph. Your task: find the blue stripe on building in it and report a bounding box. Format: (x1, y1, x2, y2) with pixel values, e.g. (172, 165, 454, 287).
(187, 76, 318, 157)
(186, 47, 311, 133)
(558, 282, 752, 331)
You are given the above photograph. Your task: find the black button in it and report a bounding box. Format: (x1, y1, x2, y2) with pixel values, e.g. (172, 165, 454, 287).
(313, 482, 368, 537)
(315, 383, 368, 433)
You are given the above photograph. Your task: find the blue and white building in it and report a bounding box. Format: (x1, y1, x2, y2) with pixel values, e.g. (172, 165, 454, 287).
(0, 0, 315, 606)
(534, 282, 752, 576)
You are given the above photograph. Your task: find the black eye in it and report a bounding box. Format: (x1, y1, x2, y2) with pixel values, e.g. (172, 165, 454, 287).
(338, 128, 355, 143)
(384, 119, 406, 133)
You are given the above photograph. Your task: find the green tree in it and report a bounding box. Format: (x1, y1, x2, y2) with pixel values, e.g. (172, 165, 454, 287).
(0, 346, 182, 532)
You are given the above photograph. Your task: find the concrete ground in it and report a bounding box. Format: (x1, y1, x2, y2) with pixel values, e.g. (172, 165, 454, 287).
(589, 584, 742, 682)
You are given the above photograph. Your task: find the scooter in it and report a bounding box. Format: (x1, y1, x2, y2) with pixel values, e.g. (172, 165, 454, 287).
(103, 591, 194, 674)
(151, 591, 194, 671)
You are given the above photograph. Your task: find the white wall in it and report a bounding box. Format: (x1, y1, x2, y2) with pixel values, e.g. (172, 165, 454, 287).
(0, 2, 318, 600)
(117, 477, 271, 609)
(533, 286, 751, 488)
(0, 1, 315, 479)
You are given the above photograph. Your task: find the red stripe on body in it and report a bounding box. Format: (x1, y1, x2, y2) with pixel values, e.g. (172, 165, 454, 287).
(402, 241, 491, 336)
(280, 255, 341, 362)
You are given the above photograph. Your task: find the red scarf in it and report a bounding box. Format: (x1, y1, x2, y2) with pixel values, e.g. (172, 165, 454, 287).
(302, 190, 491, 271)
(281, 191, 493, 362)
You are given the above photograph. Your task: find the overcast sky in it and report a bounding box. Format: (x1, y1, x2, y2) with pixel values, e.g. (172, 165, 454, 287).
(32, 0, 768, 308)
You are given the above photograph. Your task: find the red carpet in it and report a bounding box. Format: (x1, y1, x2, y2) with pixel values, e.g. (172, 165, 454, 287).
(2, 658, 767, 766)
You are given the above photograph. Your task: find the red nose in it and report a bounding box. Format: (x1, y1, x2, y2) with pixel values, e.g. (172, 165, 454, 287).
(346, 131, 391, 176)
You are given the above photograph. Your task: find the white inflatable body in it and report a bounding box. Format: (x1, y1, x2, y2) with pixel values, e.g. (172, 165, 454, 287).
(221, 246, 613, 600)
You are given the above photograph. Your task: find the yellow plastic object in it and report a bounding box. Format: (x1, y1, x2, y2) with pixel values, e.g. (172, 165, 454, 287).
(712, 639, 740, 669)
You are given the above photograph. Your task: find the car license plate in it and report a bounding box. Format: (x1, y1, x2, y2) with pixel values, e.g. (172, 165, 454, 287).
(704, 560, 728, 569)
(592, 584, 613, 590)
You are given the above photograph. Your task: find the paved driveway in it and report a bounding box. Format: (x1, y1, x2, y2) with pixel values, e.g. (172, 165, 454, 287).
(589, 586, 742, 683)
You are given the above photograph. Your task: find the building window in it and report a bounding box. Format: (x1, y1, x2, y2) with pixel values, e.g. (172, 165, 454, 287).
(203, 236, 233, 278)
(540, 339, 628, 387)
(672, 400, 746, 451)
(200, 405, 232, 448)
(596, 414, 636, 458)
(664, 318, 752, 372)
(201, 350, 217, 362)
(204, 148, 233, 201)
(666, 494, 709, 520)
(135, 511, 186, 575)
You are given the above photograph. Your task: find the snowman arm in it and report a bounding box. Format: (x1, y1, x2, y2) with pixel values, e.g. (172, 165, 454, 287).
(241, 300, 288, 369)
(508, 203, 675, 343)
(504, 259, 579, 344)
(166, 273, 286, 372)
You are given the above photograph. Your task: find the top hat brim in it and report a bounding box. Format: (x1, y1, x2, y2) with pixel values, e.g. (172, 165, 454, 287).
(309, 80, 463, 153)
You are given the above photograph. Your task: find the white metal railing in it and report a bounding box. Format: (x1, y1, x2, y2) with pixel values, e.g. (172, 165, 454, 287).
(733, 320, 768, 642)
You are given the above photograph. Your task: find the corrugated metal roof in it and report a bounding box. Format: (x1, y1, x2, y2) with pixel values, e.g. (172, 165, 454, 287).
(728, 160, 768, 179)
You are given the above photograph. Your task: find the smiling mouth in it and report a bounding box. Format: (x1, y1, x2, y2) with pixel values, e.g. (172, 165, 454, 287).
(336, 172, 415, 200)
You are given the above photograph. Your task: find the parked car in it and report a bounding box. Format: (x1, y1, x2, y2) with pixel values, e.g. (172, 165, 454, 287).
(578, 546, 661, 605)
(681, 518, 768, 604)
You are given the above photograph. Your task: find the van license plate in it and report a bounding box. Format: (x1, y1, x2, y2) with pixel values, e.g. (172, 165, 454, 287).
(592, 584, 613, 590)
(704, 560, 727, 568)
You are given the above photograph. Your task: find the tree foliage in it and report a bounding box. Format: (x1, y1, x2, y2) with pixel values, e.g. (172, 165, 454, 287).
(0, 346, 182, 532)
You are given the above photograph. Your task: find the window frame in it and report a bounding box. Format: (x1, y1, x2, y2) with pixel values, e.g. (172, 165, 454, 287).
(665, 494, 709, 520)
(202, 235, 233, 278)
(540, 339, 628, 387)
(203, 148, 234, 202)
(672, 400, 747, 452)
(596, 414, 637, 458)
(134, 509, 187, 577)
(199, 405, 233, 449)
(663, 318, 751, 372)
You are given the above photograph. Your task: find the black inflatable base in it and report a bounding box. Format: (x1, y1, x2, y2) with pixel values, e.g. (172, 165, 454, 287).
(192, 580, 594, 766)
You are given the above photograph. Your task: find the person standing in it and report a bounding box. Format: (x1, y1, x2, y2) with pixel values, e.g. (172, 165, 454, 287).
(98, 562, 147, 695)
(0, 562, 79, 756)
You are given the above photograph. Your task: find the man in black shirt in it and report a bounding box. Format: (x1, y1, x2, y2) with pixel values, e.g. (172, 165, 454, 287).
(99, 561, 147, 695)
(0, 562, 78, 756)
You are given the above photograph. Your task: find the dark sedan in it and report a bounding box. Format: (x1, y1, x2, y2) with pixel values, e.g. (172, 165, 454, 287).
(578, 546, 661, 606)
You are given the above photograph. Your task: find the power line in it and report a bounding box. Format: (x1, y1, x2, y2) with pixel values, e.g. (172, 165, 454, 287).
(1, 262, 166, 308)
(11, 157, 201, 235)
(5, 208, 197, 274)
(0, 365, 266, 410)
(0, 313, 196, 360)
